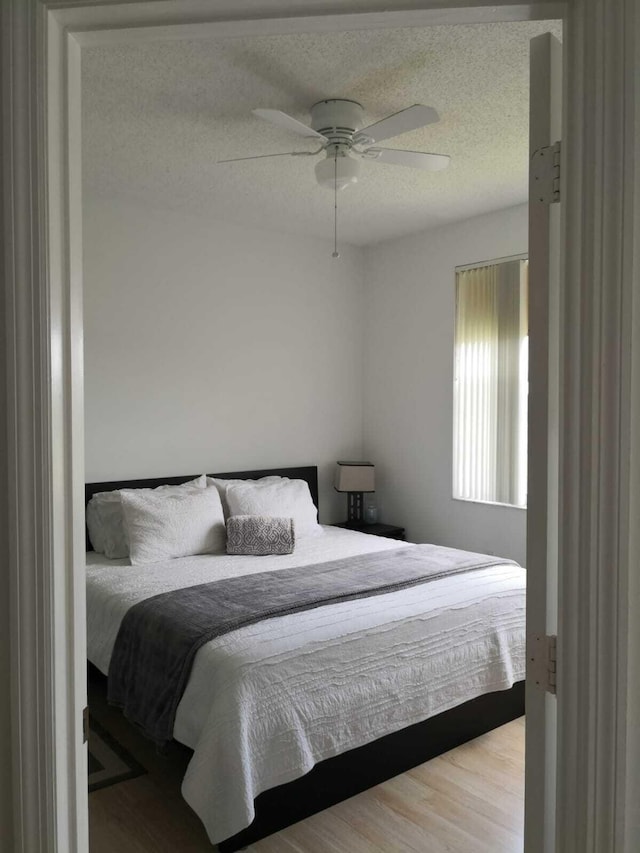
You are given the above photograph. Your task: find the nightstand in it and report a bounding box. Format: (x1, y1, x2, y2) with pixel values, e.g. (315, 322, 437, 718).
(332, 521, 406, 541)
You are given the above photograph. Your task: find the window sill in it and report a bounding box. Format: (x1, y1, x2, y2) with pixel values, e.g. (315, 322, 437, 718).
(452, 496, 527, 510)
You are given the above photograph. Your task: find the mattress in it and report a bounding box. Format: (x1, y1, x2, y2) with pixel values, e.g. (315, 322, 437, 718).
(86, 526, 526, 844)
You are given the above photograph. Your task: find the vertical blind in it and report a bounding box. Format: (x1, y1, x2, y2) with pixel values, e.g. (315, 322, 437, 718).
(453, 258, 528, 506)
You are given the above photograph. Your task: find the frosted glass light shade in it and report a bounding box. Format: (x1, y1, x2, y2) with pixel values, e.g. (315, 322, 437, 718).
(334, 462, 375, 493)
(315, 154, 360, 190)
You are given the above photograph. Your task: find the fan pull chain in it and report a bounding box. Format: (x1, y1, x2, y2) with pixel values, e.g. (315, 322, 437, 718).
(332, 149, 340, 259)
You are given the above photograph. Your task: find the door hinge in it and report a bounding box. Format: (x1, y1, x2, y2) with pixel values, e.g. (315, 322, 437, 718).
(531, 141, 561, 204)
(83, 706, 89, 744)
(529, 633, 557, 695)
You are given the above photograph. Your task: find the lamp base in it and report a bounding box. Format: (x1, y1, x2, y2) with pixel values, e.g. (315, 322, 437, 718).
(347, 491, 364, 523)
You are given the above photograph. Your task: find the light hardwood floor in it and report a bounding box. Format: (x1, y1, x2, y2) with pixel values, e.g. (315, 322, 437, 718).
(89, 672, 524, 853)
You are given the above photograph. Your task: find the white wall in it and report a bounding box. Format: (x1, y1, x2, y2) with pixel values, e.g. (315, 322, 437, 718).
(362, 204, 528, 565)
(83, 198, 365, 522)
(84, 197, 529, 553)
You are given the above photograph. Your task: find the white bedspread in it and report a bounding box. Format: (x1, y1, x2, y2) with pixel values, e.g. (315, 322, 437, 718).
(86, 526, 526, 844)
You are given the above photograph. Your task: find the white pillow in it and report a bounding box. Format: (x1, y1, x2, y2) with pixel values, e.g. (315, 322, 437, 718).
(206, 475, 284, 518)
(86, 475, 206, 559)
(121, 485, 226, 566)
(225, 478, 320, 538)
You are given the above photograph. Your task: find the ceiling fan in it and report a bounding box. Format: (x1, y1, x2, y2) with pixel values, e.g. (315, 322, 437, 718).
(218, 98, 450, 190)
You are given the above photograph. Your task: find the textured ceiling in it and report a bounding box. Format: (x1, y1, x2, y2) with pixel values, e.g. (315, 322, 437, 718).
(82, 21, 562, 246)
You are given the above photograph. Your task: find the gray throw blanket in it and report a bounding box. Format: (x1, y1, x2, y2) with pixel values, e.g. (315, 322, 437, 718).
(108, 544, 517, 746)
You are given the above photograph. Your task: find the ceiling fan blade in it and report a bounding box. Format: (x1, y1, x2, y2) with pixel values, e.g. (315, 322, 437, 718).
(217, 151, 315, 164)
(365, 148, 450, 171)
(252, 109, 328, 140)
(354, 105, 440, 145)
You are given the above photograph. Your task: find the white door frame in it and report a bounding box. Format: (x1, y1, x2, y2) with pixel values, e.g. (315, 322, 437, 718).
(558, 2, 640, 849)
(2, 1, 638, 851)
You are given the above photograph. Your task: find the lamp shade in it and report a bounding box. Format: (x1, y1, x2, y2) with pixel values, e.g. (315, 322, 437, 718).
(334, 461, 375, 493)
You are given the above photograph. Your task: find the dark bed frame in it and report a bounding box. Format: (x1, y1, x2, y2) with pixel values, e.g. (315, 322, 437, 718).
(85, 465, 524, 852)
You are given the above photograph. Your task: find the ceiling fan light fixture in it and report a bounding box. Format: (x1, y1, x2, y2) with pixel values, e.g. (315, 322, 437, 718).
(315, 151, 360, 191)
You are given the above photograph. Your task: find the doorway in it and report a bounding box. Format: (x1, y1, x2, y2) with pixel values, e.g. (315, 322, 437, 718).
(11, 1, 640, 852)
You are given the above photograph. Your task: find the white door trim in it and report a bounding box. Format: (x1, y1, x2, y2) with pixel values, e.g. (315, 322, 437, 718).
(2, 5, 89, 850)
(559, 1, 640, 849)
(3, 1, 639, 851)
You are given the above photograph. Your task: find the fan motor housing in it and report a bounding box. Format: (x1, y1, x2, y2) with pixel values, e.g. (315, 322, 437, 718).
(310, 99, 364, 145)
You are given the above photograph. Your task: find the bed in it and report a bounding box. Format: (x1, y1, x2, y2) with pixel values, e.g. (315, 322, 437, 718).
(85, 465, 526, 851)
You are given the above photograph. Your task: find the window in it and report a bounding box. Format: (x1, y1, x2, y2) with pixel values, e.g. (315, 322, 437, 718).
(453, 256, 528, 507)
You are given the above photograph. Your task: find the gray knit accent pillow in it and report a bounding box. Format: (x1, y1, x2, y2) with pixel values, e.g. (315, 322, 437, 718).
(226, 515, 295, 556)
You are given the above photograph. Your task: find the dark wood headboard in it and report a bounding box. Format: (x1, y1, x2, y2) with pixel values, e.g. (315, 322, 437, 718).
(85, 466, 318, 508)
(85, 466, 319, 550)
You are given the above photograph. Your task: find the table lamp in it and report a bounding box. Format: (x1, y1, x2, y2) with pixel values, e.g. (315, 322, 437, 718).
(334, 461, 375, 523)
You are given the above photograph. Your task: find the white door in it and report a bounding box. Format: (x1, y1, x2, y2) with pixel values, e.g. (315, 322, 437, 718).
(524, 31, 562, 853)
